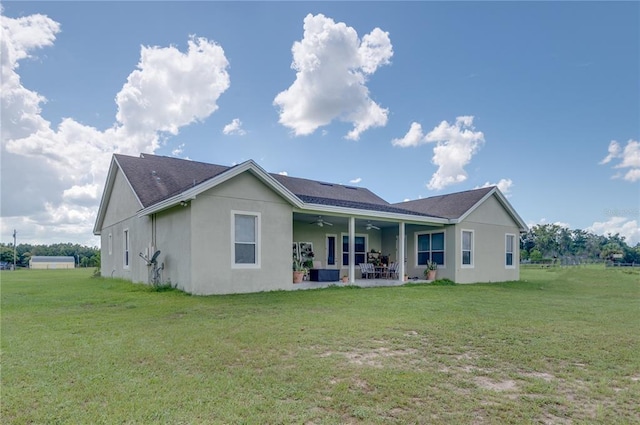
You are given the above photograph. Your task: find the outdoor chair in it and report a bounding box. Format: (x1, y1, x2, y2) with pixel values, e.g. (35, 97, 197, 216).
(364, 262, 377, 279)
(387, 262, 399, 279)
(359, 263, 375, 279)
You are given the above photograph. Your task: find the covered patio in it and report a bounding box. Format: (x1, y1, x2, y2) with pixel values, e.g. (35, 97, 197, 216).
(291, 210, 447, 285)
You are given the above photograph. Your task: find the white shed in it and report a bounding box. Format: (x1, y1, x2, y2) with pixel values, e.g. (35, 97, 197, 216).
(29, 256, 76, 269)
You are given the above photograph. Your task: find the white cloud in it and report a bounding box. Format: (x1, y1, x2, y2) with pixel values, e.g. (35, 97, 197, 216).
(600, 139, 640, 182)
(1, 11, 230, 244)
(0, 12, 60, 142)
(391, 122, 425, 147)
(171, 143, 185, 157)
(349, 177, 362, 184)
(278, 171, 288, 176)
(222, 118, 246, 135)
(587, 216, 640, 246)
(477, 178, 513, 196)
(393, 117, 485, 190)
(425, 116, 485, 190)
(273, 13, 392, 140)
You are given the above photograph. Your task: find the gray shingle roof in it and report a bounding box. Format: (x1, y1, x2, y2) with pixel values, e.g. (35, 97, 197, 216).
(271, 174, 389, 207)
(113, 154, 493, 221)
(296, 195, 432, 216)
(116, 154, 395, 210)
(114, 154, 229, 208)
(393, 186, 495, 219)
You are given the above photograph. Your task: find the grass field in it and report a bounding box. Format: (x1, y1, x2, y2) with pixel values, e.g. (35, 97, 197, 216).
(2, 267, 639, 424)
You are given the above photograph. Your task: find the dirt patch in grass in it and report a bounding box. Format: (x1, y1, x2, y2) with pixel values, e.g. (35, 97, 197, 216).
(320, 346, 418, 368)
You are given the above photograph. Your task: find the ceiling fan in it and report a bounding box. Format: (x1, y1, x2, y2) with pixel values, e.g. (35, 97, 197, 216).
(310, 216, 333, 227)
(365, 222, 380, 230)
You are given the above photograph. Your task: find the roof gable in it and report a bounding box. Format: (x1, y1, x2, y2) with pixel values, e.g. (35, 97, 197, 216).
(394, 186, 494, 219)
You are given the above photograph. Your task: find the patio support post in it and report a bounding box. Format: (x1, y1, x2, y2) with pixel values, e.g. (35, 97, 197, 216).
(349, 216, 355, 283)
(398, 221, 405, 282)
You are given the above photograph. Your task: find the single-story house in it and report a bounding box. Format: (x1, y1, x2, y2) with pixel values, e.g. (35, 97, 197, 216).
(30, 256, 75, 269)
(93, 153, 527, 295)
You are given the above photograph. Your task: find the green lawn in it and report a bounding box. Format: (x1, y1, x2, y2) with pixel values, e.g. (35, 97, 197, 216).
(2, 267, 639, 424)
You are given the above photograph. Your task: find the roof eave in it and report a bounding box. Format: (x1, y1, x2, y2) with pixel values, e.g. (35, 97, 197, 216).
(296, 203, 449, 226)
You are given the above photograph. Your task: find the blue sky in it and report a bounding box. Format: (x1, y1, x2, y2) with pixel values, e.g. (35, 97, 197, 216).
(1, 1, 639, 246)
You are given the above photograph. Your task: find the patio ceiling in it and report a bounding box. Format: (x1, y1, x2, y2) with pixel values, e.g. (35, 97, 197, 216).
(294, 212, 414, 230)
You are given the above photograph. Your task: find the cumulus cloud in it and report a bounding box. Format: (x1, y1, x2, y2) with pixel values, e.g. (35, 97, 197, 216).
(587, 216, 640, 246)
(393, 116, 485, 190)
(391, 122, 425, 148)
(1, 10, 230, 244)
(425, 116, 485, 190)
(222, 118, 246, 135)
(477, 178, 513, 196)
(599, 140, 640, 182)
(273, 13, 392, 140)
(349, 177, 362, 184)
(171, 143, 185, 157)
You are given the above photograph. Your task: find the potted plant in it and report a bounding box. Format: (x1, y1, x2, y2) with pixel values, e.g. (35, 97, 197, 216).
(341, 274, 349, 284)
(293, 257, 306, 283)
(424, 260, 438, 281)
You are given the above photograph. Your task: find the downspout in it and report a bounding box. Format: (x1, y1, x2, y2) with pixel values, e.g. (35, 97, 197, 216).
(349, 217, 355, 283)
(398, 221, 405, 282)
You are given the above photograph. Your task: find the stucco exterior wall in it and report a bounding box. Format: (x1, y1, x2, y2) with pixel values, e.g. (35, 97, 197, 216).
(189, 172, 293, 295)
(153, 207, 192, 292)
(453, 195, 521, 283)
(99, 168, 152, 283)
(101, 169, 140, 228)
(101, 216, 152, 283)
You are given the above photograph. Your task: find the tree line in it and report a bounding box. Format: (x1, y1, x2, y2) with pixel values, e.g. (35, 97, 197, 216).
(0, 243, 100, 268)
(520, 224, 640, 264)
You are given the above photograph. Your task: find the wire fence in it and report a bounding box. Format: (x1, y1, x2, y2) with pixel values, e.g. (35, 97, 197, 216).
(521, 259, 639, 268)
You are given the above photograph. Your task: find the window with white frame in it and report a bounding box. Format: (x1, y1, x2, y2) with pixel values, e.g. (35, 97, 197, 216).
(416, 231, 445, 267)
(108, 233, 112, 256)
(232, 211, 260, 267)
(342, 234, 366, 266)
(505, 234, 515, 268)
(123, 229, 130, 268)
(461, 230, 474, 267)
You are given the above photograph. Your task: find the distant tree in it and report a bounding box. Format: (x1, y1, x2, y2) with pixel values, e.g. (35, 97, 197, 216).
(1, 242, 99, 268)
(600, 243, 624, 261)
(529, 249, 543, 262)
(0, 245, 14, 263)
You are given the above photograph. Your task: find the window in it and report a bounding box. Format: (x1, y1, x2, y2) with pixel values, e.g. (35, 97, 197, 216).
(506, 234, 515, 268)
(461, 230, 473, 267)
(416, 231, 445, 267)
(232, 212, 260, 268)
(123, 229, 130, 268)
(327, 235, 336, 266)
(108, 233, 112, 256)
(342, 235, 366, 266)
